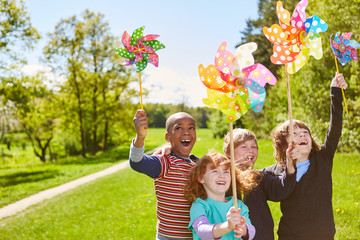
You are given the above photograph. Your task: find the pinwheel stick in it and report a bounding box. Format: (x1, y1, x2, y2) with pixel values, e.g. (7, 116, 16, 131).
(285, 65, 294, 144)
(139, 72, 144, 110)
(334, 56, 349, 115)
(229, 122, 238, 208)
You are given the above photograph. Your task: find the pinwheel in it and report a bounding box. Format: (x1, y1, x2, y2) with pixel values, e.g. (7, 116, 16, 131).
(331, 32, 360, 66)
(263, 0, 328, 74)
(199, 41, 277, 208)
(115, 26, 165, 109)
(199, 41, 277, 123)
(330, 32, 360, 114)
(262, 0, 327, 142)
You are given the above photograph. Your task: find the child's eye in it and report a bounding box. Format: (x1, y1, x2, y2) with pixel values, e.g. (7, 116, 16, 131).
(189, 127, 195, 130)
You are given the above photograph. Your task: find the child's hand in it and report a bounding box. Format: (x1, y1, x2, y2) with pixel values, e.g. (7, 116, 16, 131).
(286, 143, 301, 163)
(152, 144, 171, 156)
(226, 207, 242, 231)
(285, 143, 296, 173)
(234, 216, 248, 238)
(133, 110, 148, 145)
(331, 72, 348, 89)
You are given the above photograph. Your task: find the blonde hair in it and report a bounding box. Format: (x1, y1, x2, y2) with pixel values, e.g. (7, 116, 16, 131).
(271, 120, 321, 169)
(184, 151, 261, 204)
(223, 128, 258, 156)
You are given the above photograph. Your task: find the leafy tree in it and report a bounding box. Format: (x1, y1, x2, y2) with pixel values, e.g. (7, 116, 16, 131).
(44, 10, 137, 156)
(238, 0, 360, 152)
(44, 15, 88, 157)
(0, 75, 57, 162)
(0, 0, 40, 72)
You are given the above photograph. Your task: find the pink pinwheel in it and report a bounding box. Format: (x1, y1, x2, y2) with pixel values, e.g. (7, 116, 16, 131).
(263, 0, 328, 74)
(330, 32, 360, 66)
(199, 41, 277, 122)
(115, 26, 165, 72)
(114, 26, 165, 110)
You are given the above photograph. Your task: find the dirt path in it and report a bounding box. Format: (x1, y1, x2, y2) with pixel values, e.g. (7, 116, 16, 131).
(0, 161, 130, 220)
(0, 144, 167, 221)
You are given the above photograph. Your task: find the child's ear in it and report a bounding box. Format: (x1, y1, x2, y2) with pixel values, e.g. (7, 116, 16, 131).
(165, 133, 170, 142)
(198, 177, 205, 184)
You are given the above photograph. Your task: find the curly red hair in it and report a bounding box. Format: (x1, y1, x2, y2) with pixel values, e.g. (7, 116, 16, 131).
(184, 151, 261, 204)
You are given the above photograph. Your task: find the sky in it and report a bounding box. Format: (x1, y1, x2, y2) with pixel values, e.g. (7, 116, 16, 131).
(24, 0, 259, 107)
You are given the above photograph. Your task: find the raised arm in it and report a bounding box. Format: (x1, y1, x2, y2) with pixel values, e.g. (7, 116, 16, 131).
(129, 109, 161, 178)
(133, 109, 148, 148)
(322, 72, 347, 164)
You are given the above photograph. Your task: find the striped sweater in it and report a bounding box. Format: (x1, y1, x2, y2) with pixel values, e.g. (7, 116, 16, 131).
(129, 143, 196, 239)
(154, 155, 196, 238)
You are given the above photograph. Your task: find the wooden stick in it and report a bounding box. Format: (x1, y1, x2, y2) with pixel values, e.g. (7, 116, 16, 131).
(229, 122, 237, 208)
(285, 65, 294, 144)
(334, 56, 348, 115)
(139, 72, 144, 110)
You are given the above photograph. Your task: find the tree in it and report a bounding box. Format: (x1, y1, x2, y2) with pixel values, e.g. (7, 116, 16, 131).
(44, 10, 137, 156)
(0, 75, 57, 162)
(238, 0, 360, 152)
(0, 0, 40, 72)
(44, 15, 88, 157)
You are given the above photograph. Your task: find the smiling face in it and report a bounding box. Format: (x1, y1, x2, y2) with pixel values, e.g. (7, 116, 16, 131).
(165, 113, 196, 158)
(198, 163, 231, 202)
(233, 139, 258, 168)
(287, 126, 312, 159)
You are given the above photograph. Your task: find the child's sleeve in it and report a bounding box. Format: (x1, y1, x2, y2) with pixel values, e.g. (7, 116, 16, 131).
(239, 200, 256, 240)
(129, 139, 162, 178)
(262, 170, 296, 202)
(189, 200, 217, 240)
(321, 87, 343, 167)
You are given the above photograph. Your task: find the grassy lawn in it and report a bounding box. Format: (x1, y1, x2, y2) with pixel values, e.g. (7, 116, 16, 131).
(0, 128, 166, 208)
(0, 128, 359, 239)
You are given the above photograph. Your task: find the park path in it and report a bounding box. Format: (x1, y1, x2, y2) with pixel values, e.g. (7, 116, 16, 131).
(0, 161, 129, 220)
(0, 145, 164, 221)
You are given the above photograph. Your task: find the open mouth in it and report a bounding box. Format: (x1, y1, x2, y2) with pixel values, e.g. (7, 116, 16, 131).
(216, 180, 226, 185)
(181, 139, 191, 147)
(298, 140, 308, 146)
(243, 156, 254, 161)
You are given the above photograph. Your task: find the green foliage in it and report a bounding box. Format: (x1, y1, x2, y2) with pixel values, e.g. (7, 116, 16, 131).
(237, 0, 360, 150)
(0, 0, 40, 72)
(144, 103, 211, 129)
(43, 9, 138, 157)
(0, 75, 57, 162)
(206, 110, 244, 139)
(207, 110, 229, 138)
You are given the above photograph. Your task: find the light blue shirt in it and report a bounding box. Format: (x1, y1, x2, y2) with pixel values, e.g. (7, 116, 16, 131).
(296, 160, 310, 182)
(189, 197, 252, 240)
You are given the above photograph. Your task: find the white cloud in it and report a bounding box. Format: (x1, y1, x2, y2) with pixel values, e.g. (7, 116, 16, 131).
(21, 64, 66, 85)
(142, 66, 207, 108)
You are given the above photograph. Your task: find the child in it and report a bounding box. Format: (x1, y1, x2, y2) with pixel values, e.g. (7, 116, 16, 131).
(184, 151, 259, 240)
(265, 72, 348, 240)
(223, 129, 296, 240)
(129, 110, 198, 240)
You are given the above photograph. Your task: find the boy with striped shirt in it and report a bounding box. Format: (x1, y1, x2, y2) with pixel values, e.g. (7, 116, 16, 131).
(129, 110, 197, 240)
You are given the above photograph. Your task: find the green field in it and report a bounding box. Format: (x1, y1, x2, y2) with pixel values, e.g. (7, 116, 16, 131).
(0, 128, 359, 239)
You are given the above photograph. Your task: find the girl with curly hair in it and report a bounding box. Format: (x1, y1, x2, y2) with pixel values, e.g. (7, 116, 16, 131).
(184, 151, 260, 240)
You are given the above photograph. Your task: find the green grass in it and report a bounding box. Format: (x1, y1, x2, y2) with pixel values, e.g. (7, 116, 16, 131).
(0, 128, 168, 208)
(0, 128, 359, 239)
